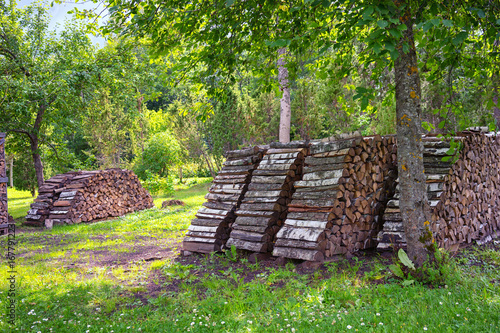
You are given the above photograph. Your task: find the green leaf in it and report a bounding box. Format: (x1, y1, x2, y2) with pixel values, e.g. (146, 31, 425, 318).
(430, 18, 440, 26)
(362, 6, 374, 19)
(443, 19, 453, 27)
(377, 20, 389, 28)
(477, 9, 485, 18)
(452, 31, 468, 45)
(423, 21, 433, 32)
(384, 41, 395, 52)
(388, 28, 402, 38)
(389, 264, 404, 278)
(397, 24, 408, 31)
(361, 96, 369, 110)
(438, 120, 446, 129)
(372, 42, 382, 54)
(398, 249, 415, 270)
(402, 280, 415, 286)
(442, 155, 452, 162)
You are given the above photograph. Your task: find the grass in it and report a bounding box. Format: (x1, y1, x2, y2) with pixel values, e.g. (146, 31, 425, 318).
(7, 188, 36, 220)
(1, 180, 499, 333)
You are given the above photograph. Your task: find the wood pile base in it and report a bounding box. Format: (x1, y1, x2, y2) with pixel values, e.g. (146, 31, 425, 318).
(183, 146, 266, 253)
(25, 169, 153, 227)
(226, 142, 307, 253)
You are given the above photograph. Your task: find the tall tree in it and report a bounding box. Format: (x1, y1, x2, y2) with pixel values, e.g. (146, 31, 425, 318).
(0, 0, 95, 187)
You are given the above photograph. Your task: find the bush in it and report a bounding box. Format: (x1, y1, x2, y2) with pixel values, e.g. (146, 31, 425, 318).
(141, 171, 174, 196)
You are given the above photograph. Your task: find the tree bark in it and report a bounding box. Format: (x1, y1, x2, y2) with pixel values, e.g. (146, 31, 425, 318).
(9, 157, 13, 188)
(29, 134, 45, 189)
(278, 47, 291, 143)
(394, 11, 432, 266)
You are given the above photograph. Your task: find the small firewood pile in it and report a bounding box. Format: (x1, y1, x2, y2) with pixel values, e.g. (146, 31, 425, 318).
(25, 169, 153, 227)
(225, 142, 308, 253)
(0, 133, 9, 235)
(183, 146, 266, 254)
(378, 131, 500, 251)
(273, 135, 397, 261)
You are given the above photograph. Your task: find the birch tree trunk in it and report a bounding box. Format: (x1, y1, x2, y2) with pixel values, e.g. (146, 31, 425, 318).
(277, 47, 291, 143)
(394, 10, 432, 266)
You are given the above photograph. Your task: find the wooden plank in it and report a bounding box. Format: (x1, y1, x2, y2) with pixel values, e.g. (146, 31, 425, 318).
(188, 225, 219, 233)
(294, 184, 340, 192)
(275, 238, 322, 250)
(304, 155, 346, 166)
(259, 158, 297, 165)
(248, 183, 289, 191)
(229, 230, 270, 242)
(186, 231, 217, 238)
(232, 224, 268, 233)
(267, 148, 305, 154)
(286, 212, 329, 221)
(257, 163, 295, 171)
(226, 238, 268, 252)
(236, 210, 279, 218)
(251, 175, 288, 184)
(239, 202, 282, 212)
(261, 152, 301, 160)
(197, 207, 231, 217)
(284, 219, 328, 229)
(234, 216, 274, 226)
(183, 241, 217, 253)
(309, 138, 360, 154)
(205, 193, 240, 201)
(190, 218, 225, 227)
(289, 198, 336, 208)
(252, 169, 293, 177)
(244, 190, 284, 198)
(202, 201, 235, 211)
(269, 141, 309, 149)
(0, 177, 9, 183)
(225, 146, 261, 159)
(302, 169, 342, 181)
(275, 226, 324, 242)
(294, 177, 341, 188)
(303, 164, 344, 173)
(310, 148, 350, 158)
(272, 247, 324, 261)
(292, 190, 338, 200)
(223, 156, 260, 166)
(183, 236, 217, 244)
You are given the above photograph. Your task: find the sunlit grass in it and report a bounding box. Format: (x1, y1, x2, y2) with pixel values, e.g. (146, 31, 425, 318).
(7, 187, 35, 219)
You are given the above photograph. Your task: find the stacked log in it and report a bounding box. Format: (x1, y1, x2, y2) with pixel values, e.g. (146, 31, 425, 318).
(378, 131, 500, 250)
(432, 132, 500, 249)
(24, 173, 78, 226)
(377, 136, 453, 249)
(183, 146, 266, 254)
(25, 169, 153, 227)
(226, 142, 308, 253)
(0, 133, 9, 235)
(272, 135, 397, 260)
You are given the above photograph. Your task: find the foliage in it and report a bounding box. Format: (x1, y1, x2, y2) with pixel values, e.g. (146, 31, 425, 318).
(135, 131, 182, 179)
(141, 172, 174, 196)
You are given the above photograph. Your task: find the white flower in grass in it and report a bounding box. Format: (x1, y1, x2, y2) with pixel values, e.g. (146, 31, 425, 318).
(347, 325, 352, 329)
(379, 322, 384, 325)
(376, 313, 380, 316)
(190, 322, 195, 326)
(361, 323, 365, 326)
(424, 327, 428, 331)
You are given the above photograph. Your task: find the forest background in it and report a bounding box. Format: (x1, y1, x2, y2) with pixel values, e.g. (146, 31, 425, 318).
(1, 0, 498, 197)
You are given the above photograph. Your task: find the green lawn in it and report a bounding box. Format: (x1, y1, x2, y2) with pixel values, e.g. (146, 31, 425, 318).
(0, 180, 499, 333)
(7, 188, 36, 220)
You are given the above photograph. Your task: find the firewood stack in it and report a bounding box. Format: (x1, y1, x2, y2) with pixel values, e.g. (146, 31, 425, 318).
(25, 172, 78, 227)
(432, 132, 500, 249)
(0, 133, 9, 235)
(183, 146, 266, 254)
(378, 131, 500, 250)
(226, 142, 308, 253)
(272, 136, 397, 260)
(25, 169, 153, 227)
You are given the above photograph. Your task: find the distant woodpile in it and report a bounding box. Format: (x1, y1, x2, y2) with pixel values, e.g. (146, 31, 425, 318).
(0, 133, 8, 235)
(25, 169, 153, 227)
(185, 130, 500, 261)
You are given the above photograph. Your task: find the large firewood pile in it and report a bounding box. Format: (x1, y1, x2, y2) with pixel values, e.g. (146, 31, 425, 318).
(378, 131, 500, 251)
(183, 146, 266, 253)
(25, 169, 153, 227)
(273, 135, 397, 261)
(225, 142, 308, 253)
(0, 133, 9, 235)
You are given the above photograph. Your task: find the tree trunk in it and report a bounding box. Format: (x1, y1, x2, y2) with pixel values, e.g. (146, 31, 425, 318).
(9, 157, 13, 188)
(29, 135, 45, 189)
(394, 12, 432, 266)
(492, 40, 500, 129)
(179, 166, 183, 183)
(278, 47, 291, 143)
